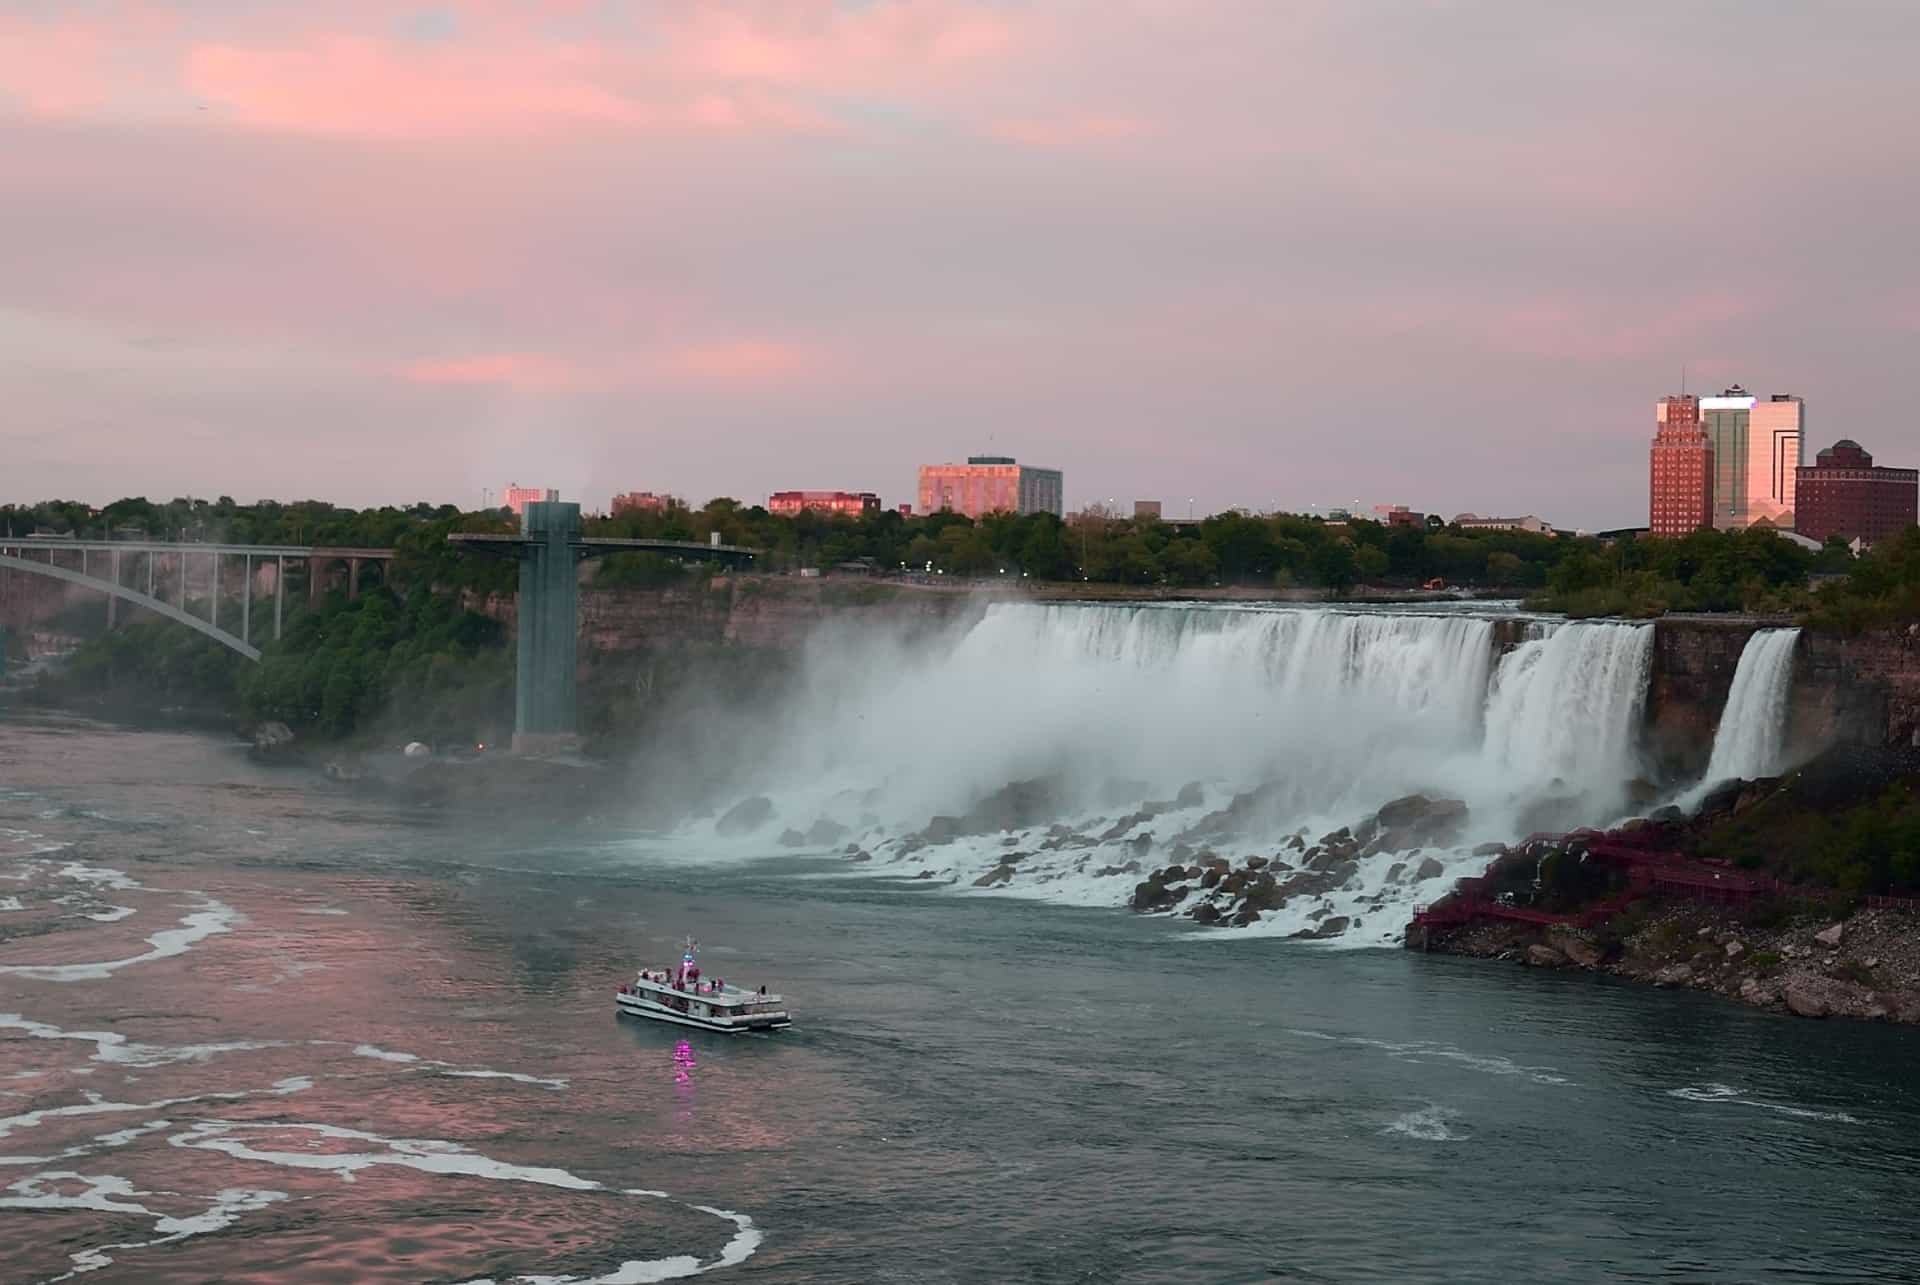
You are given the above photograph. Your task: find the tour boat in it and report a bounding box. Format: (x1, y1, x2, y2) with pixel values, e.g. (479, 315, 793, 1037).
(615, 936, 793, 1034)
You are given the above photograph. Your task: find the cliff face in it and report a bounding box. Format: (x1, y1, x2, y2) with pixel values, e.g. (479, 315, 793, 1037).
(471, 575, 984, 661)
(1643, 619, 1757, 780)
(1642, 619, 1916, 781)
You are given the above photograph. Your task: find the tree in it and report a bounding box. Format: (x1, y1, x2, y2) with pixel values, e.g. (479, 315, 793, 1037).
(1309, 540, 1357, 591)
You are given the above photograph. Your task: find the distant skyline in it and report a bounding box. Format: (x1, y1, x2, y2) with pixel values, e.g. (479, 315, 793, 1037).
(5, 2, 1918, 529)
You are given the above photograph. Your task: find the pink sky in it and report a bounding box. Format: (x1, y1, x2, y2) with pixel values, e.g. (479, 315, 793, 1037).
(3, 1, 1917, 527)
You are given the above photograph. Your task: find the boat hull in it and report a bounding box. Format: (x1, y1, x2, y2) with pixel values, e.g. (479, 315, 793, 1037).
(615, 992, 792, 1034)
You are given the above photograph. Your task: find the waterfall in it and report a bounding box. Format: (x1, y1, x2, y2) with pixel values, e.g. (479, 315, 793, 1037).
(1699, 628, 1802, 788)
(1482, 621, 1654, 803)
(677, 602, 1658, 946)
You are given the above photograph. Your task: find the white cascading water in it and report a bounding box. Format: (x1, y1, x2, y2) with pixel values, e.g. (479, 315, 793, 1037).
(1696, 627, 1802, 790)
(686, 602, 1656, 947)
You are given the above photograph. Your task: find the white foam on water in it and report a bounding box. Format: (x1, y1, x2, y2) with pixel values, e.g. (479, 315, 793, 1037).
(0, 1013, 285, 1070)
(1382, 1103, 1464, 1141)
(52, 862, 143, 893)
(0, 893, 240, 982)
(1667, 1082, 1859, 1123)
(83, 906, 136, 923)
(0, 1167, 289, 1282)
(441, 1069, 570, 1090)
(297, 907, 350, 916)
(344, 1042, 565, 1088)
(0, 897, 22, 912)
(174, 1120, 763, 1280)
(1286, 1028, 1572, 1086)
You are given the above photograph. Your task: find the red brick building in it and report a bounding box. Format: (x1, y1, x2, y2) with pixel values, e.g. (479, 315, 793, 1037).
(1794, 440, 1918, 547)
(611, 491, 674, 515)
(767, 490, 882, 519)
(1648, 394, 1713, 536)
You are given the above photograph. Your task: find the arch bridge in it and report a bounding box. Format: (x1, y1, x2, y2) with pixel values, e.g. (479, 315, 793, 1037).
(0, 537, 397, 662)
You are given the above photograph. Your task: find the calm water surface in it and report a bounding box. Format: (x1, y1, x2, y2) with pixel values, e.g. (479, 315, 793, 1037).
(2, 714, 1917, 1283)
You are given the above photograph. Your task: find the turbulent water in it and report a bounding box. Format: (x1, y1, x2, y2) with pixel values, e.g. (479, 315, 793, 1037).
(1701, 627, 1804, 788)
(5, 715, 1920, 1283)
(701, 603, 1657, 944)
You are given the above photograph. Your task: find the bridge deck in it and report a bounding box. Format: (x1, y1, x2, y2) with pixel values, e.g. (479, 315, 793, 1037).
(447, 533, 760, 558)
(0, 538, 394, 559)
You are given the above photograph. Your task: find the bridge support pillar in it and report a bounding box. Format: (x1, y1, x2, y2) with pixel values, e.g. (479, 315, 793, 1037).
(107, 550, 120, 628)
(512, 500, 582, 755)
(348, 557, 361, 601)
(275, 556, 284, 640)
(308, 557, 321, 608)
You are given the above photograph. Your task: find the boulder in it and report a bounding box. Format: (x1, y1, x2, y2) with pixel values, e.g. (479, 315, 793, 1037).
(1814, 923, 1845, 948)
(846, 848, 872, 863)
(806, 818, 851, 846)
(921, 816, 962, 845)
(1094, 862, 1142, 878)
(1175, 781, 1206, 809)
(1654, 964, 1694, 987)
(1472, 841, 1507, 857)
(972, 865, 1017, 889)
(1200, 868, 1223, 890)
(1547, 931, 1604, 969)
(1295, 916, 1350, 940)
(1784, 982, 1830, 1019)
(403, 740, 431, 758)
(1191, 903, 1222, 925)
(1724, 940, 1746, 960)
(1231, 906, 1262, 927)
(1414, 857, 1446, 881)
(1129, 832, 1155, 855)
(1738, 976, 1781, 1007)
(1525, 944, 1566, 968)
(960, 777, 1063, 834)
(1245, 855, 1269, 871)
(716, 796, 774, 836)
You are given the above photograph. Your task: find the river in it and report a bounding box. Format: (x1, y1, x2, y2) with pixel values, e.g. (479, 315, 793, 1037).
(3, 713, 1917, 1283)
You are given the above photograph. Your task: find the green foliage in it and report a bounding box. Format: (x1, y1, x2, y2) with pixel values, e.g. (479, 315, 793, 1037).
(35, 619, 242, 711)
(238, 588, 511, 743)
(1527, 526, 1815, 617)
(1698, 781, 1920, 897)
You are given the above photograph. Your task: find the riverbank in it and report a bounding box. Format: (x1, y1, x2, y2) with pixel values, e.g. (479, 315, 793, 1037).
(1409, 750, 1920, 1024)
(1426, 901, 1920, 1023)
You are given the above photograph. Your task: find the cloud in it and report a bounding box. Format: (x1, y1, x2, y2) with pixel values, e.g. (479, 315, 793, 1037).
(989, 113, 1148, 148)
(397, 352, 583, 389)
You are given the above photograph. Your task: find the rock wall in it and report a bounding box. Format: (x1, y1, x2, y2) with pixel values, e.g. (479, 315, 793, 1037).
(1643, 618, 1759, 780)
(1644, 618, 1920, 779)
(470, 575, 985, 662)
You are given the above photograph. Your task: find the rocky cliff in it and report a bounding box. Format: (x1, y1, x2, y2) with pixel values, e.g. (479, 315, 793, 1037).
(468, 575, 985, 661)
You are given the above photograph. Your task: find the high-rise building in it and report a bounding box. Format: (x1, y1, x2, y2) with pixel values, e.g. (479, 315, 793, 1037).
(1794, 440, 1918, 547)
(1699, 385, 1755, 529)
(1747, 394, 1805, 527)
(502, 483, 557, 516)
(611, 491, 674, 515)
(1649, 394, 1713, 536)
(917, 456, 1064, 518)
(767, 490, 882, 518)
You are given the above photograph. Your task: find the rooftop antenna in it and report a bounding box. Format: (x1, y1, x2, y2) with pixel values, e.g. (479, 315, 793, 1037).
(1681, 362, 1688, 397)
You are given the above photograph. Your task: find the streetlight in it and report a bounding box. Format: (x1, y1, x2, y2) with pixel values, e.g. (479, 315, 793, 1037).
(1188, 497, 1195, 520)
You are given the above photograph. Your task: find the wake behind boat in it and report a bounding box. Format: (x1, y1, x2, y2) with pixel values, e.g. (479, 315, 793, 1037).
(616, 936, 793, 1034)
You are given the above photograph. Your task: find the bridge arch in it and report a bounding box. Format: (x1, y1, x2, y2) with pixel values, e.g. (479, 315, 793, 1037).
(0, 552, 261, 661)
